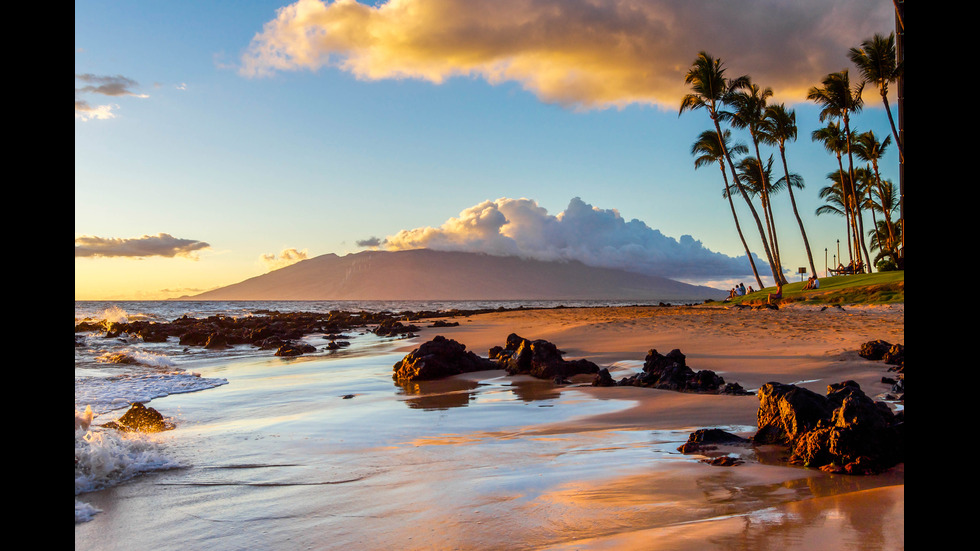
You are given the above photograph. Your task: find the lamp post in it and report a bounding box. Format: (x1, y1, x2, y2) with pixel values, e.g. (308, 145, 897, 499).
(824, 248, 827, 278)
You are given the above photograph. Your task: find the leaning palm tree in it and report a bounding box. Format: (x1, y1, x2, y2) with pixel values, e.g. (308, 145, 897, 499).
(723, 79, 787, 284)
(848, 33, 903, 162)
(735, 155, 783, 261)
(762, 103, 817, 278)
(679, 52, 782, 284)
(691, 129, 763, 289)
(807, 71, 872, 272)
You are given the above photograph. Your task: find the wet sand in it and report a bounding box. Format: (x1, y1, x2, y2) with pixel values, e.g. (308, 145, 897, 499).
(75, 303, 904, 550)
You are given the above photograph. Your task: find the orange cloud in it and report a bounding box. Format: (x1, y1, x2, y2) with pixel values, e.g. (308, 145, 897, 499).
(241, 0, 894, 109)
(260, 248, 310, 271)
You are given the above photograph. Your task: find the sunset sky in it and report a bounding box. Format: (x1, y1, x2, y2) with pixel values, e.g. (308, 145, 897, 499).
(75, 0, 901, 300)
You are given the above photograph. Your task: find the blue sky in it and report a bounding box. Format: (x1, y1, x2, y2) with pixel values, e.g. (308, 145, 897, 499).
(75, 0, 901, 300)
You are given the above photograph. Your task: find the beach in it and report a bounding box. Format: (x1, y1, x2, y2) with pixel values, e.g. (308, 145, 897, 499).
(75, 302, 904, 550)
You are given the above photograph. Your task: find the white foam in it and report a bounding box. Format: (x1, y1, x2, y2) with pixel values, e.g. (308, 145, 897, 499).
(75, 371, 228, 415)
(74, 427, 183, 522)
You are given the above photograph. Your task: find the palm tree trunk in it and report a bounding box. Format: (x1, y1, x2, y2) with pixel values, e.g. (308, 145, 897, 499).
(778, 146, 817, 277)
(710, 118, 781, 285)
(843, 117, 873, 272)
(752, 140, 787, 284)
(720, 163, 764, 289)
(881, 92, 904, 163)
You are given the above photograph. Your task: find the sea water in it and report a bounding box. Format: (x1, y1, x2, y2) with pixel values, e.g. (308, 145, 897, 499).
(74, 299, 671, 525)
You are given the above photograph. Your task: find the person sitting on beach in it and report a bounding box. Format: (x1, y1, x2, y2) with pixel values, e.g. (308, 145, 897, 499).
(811, 277, 819, 289)
(747, 286, 754, 294)
(768, 283, 783, 305)
(738, 283, 746, 296)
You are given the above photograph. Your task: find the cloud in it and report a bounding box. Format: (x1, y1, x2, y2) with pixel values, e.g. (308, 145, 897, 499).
(356, 236, 382, 248)
(75, 74, 149, 98)
(74, 99, 118, 121)
(382, 197, 754, 279)
(75, 73, 149, 120)
(75, 233, 210, 259)
(260, 248, 310, 270)
(240, 0, 894, 109)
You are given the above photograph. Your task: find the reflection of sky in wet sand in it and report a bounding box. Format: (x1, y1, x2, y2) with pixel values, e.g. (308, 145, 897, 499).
(77, 338, 903, 551)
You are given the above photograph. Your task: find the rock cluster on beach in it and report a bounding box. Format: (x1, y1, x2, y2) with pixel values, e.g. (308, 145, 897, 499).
(859, 339, 905, 400)
(752, 380, 904, 475)
(489, 333, 600, 382)
(678, 339, 906, 475)
(74, 309, 491, 358)
(594, 348, 750, 395)
(392, 335, 495, 381)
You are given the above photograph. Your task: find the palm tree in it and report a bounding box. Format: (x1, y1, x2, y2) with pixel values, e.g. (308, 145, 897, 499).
(691, 129, 764, 289)
(679, 52, 782, 285)
(848, 33, 903, 162)
(863, 176, 901, 264)
(811, 122, 855, 265)
(723, 79, 788, 284)
(762, 103, 817, 278)
(852, 130, 898, 256)
(807, 71, 872, 272)
(849, 33, 904, 255)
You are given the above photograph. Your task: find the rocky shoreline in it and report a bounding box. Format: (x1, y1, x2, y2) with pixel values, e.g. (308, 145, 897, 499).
(391, 331, 905, 476)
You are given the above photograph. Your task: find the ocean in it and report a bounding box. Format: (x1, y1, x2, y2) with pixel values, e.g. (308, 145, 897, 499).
(74, 299, 670, 527)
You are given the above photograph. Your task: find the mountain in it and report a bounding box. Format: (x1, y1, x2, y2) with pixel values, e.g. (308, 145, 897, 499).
(186, 249, 726, 301)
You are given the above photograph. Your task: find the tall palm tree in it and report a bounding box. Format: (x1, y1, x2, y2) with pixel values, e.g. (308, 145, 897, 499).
(723, 79, 788, 284)
(811, 122, 855, 265)
(852, 130, 897, 256)
(679, 52, 782, 285)
(849, 33, 904, 255)
(762, 103, 817, 278)
(807, 71, 872, 272)
(848, 33, 903, 162)
(691, 129, 764, 289)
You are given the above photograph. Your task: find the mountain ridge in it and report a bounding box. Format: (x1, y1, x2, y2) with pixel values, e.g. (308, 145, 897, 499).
(185, 249, 726, 301)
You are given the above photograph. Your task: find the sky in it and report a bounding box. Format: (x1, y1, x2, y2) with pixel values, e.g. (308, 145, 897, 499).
(75, 0, 902, 300)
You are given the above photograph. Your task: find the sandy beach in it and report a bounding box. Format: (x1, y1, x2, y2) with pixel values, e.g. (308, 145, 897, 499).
(75, 303, 904, 550)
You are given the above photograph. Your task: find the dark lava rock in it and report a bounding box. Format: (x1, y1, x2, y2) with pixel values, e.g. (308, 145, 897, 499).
(618, 348, 729, 393)
(275, 342, 317, 357)
(492, 333, 599, 380)
(592, 368, 616, 387)
(678, 428, 750, 454)
(753, 381, 903, 475)
(393, 335, 495, 382)
(375, 319, 421, 337)
(102, 402, 173, 433)
(859, 340, 893, 361)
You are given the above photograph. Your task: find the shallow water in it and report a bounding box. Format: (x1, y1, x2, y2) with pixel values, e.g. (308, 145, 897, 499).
(75, 301, 904, 549)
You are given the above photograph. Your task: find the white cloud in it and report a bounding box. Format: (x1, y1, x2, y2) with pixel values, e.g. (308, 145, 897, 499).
(383, 197, 754, 279)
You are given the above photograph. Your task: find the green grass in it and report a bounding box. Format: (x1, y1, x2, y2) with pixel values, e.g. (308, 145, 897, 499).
(723, 270, 904, 306)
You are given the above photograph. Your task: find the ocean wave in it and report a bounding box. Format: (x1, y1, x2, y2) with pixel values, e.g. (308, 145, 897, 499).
(75, 371, 228, 416)
(95, 349, 176, 369)
(74, 426, 183, 523)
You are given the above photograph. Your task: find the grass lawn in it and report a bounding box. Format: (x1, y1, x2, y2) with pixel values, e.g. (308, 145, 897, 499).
(723, 270, 904, 306)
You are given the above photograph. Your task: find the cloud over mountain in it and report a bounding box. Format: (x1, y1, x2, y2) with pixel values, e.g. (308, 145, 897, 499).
(260, 248, 310, 270)
(241, 0, 893, 109)
(379, 197, 752, 279)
